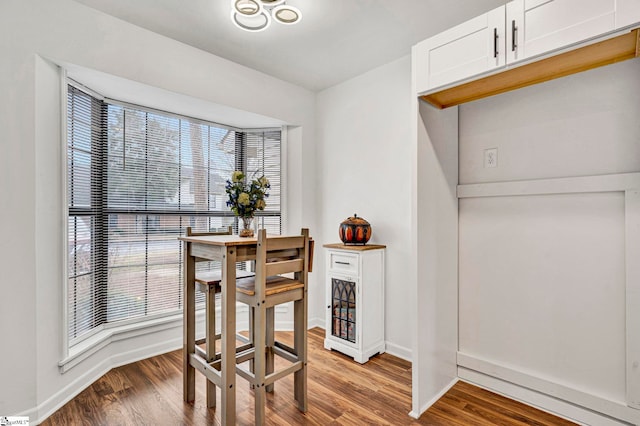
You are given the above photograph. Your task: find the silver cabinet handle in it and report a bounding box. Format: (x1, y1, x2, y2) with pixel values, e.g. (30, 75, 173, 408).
(335, 261, 351, 265)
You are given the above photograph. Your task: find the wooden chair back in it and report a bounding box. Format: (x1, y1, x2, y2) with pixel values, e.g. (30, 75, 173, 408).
(253, 228, 310, 301)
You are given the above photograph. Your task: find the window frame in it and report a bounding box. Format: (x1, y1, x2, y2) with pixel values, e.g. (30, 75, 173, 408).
(62, 80, 285, 365)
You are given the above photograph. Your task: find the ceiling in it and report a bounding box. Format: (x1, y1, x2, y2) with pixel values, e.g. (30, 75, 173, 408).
(72, 0, 508, 92)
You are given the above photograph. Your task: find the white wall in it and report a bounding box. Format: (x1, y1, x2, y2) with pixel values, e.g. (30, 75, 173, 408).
(457, 59, 640, 424)
(0, 0, 317, 421)
(411, 96, 459, 417)
(458, 62, 640, 185)
(316, 56, 413, 359)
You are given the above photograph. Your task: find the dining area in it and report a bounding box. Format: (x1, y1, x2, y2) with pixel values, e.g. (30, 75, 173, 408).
(179, 226, 313, 425)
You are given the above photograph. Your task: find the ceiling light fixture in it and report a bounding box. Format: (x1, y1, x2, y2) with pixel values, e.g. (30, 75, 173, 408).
(231, 0, 302, 32)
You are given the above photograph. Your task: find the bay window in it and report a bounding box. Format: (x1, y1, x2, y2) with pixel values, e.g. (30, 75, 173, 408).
(66, 83, 281, 345)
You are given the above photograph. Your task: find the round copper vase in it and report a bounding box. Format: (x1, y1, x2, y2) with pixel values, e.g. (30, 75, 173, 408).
(339, 213, 371, 245)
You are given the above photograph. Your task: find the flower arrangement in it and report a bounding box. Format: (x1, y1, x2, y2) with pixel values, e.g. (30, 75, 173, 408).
(225, 170, 270, 219)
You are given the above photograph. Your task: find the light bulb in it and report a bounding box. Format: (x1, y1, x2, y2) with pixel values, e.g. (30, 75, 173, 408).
(234, 0, 262, 16)
(272, 5, 302, 25)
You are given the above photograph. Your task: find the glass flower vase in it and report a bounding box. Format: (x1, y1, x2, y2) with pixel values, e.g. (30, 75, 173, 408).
(239, 216, 254, 237)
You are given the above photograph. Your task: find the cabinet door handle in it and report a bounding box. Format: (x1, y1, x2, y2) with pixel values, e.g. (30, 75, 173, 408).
(335, 261, 351, 265)
(511, 20, 517, 52)
(493, 27, 499, 58)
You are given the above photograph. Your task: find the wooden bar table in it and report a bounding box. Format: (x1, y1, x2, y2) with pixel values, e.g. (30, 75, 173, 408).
(180, 233, 260, 426)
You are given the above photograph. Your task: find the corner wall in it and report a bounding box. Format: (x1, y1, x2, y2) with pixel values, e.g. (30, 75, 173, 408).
(410, 88, 459, 417)
(316, 56, 414, 360)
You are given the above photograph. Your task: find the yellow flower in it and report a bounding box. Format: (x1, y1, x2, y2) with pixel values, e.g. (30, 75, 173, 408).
(256, 199, 266, 210)
(232, 171, 244, 183)
(258, 176, 269, 187)
(238, 192, 250, 205)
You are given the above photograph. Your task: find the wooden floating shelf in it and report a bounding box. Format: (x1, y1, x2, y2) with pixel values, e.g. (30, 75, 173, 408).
(421, 29, 640, 109)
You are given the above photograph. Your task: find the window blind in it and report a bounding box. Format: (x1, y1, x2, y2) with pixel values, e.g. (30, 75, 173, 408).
(244, 129, 282, 234)
(67, 85, 106, 340)
(67, 84, 282, 344)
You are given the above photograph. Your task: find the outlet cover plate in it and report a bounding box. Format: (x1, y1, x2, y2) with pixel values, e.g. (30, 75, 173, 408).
(484, 148, 498, 168)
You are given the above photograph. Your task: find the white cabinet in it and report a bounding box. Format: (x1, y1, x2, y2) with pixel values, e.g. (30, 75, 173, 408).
(415, 0, 640, 97)
(414, 5, 506, 93)
(323, 244, 386, 363)
(616, 0, 640, 29)
(506, 0, 525, 64)
(512, 0, 616, 61)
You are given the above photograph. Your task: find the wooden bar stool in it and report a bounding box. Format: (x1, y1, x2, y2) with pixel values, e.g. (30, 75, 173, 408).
(234, 228, 311, 425)
(185, 226, 253, 408)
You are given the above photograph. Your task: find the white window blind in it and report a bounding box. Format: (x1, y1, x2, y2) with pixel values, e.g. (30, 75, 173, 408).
(67, 84, 282, 344)
(244, 129, 282, 234)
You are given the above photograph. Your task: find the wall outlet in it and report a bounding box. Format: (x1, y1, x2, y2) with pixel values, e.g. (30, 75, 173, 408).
(484, 148, 498, 168)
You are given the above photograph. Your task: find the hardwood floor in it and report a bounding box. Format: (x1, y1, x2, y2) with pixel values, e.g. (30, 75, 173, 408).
(42, 328, 576, 425)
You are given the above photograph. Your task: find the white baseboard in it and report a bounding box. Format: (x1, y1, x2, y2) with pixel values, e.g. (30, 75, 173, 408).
(305, 326, 412, 362)
(385, 341, 412, 361)
(409, 377, 458, 419)
(17, 406, 38, 425)
(457, 352, 639, 426)
(458, 369, 632, 426)
(308, 317, 324, 329)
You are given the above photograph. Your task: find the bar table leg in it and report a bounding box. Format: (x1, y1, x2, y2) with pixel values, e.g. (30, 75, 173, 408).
(221, 247, 237, 425)
(183, 241, 196, 402)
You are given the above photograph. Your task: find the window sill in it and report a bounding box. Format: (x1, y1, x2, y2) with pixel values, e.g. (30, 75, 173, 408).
(59, 310, 193, 373)
(58, 299, 279, 373)
(59, 296, 290, 373)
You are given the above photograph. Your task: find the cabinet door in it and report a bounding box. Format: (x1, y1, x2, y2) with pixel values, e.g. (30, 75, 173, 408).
(328, 276, 358, 345)
(616, 0, 640, 29)
(515, 0, 615, 61)
(414, 5, 505, 93)
(506, 0, 525, 64)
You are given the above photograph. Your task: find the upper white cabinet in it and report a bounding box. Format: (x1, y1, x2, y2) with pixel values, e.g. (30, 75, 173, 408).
(512, 0, 616, 61)
(415, 0, 640, 97)
(506, 0, 525, 64)
(414, 5, 506, 94)
(616, 0, 640, 29)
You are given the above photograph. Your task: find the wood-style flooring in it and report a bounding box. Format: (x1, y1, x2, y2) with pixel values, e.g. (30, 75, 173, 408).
(42, 328, 576, 425)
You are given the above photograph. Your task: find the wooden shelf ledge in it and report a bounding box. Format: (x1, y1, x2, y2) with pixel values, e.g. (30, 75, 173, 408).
(421, 28, 640, 109)
(323, 243, 386, 251)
